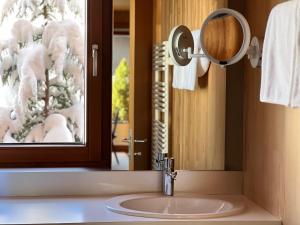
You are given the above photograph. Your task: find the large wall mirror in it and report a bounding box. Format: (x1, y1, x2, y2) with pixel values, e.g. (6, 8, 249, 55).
(110, 0, 247, 171)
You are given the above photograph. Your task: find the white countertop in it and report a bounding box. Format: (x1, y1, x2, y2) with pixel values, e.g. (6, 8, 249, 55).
(0, 195, 281, 225)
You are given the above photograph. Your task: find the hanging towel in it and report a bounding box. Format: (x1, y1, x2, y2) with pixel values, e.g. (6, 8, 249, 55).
(172, 29, 210, 91)
(261, 0, 300, 107)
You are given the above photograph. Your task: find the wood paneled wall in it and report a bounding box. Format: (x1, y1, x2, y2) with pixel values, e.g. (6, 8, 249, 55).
(243, 1, 300, 225)
(224, 0, 245, 171)
(129, 0, 153, 170)
(153, 0, 227, 170)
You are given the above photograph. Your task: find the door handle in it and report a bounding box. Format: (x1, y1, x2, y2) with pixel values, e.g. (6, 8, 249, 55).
(92, 44, 98, 77)
(122, 138, 147, 143)
(128, 151, 143, 157)
(134, 139, 147, 143)
(122, 137, 147, 158)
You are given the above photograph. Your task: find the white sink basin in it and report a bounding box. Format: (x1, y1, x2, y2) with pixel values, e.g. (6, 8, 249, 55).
(106, 193, 245, 219)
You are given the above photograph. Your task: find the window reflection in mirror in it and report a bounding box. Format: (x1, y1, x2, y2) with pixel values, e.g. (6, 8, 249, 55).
(112, 0, 130, 170)
(112, 0, 153, 171)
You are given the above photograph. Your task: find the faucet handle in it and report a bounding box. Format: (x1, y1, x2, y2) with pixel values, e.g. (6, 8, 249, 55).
(168, 171, 177, 180)
(164, 157, 177, 180)
(164, 157, 175, 170)
(162, 157, 176, 196)
(155, 153, 168, 170)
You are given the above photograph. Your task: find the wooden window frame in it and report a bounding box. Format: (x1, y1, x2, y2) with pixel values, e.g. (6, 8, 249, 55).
(114, 10, 130, 35)
(0, 0, 112, 168)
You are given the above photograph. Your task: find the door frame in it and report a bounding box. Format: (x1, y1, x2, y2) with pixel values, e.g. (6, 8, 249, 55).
(129, 0, 153, 170)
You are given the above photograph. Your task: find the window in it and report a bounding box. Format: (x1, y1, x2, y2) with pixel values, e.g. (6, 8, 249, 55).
(0, 0, 112, 167)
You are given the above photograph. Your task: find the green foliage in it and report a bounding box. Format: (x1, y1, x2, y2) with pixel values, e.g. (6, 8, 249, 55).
(112, 58, 129, 121)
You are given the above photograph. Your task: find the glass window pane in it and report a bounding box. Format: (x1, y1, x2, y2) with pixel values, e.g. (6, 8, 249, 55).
(0, 0, 86, 144)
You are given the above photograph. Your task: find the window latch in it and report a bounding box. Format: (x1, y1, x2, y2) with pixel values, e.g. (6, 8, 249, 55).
(92, 44, 99, 77)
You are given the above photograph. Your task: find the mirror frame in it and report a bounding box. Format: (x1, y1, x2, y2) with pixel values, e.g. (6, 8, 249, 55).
(200, 8, 251, 66)
(168, 25, 194, 66)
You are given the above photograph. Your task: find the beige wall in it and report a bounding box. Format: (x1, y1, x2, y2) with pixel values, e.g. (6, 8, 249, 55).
(243, 1, 300, 225)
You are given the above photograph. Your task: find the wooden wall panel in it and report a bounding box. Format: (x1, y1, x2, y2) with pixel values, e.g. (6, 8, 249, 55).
(129, 0, 153, 170)
(243, 1, 300, 225)
(153, 0, 227, 170)
(224, 0, 245, 172)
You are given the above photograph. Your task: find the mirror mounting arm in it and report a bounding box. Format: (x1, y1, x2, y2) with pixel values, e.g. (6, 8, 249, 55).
(183, 47, 206, 59)
(246, 36, 263, 68)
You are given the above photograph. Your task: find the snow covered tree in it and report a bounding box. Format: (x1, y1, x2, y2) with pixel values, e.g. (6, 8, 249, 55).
(0, 0, 85, 143)
(112, 58, 129, 122)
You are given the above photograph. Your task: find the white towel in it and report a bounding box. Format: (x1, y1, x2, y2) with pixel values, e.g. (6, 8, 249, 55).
(261, 0, 300, 107)
(172, 29, 210, 91)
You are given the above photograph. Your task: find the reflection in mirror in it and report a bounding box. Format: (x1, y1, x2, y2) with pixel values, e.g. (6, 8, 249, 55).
(112, 0, 130, 170)
(200, 8, 251, 66)
(202, 14, 244, 62)
(111, 0, 244, 172)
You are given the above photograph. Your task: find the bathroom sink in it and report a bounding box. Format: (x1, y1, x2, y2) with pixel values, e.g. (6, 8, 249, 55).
(106, 193, 245, 219)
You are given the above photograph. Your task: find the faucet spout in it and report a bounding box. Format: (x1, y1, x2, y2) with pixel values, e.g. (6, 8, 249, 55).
(163, 157, 177, 196)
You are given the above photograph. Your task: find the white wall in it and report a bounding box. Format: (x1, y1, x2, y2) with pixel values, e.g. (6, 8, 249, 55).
(0, 170, 242, 196)
(112, 35, 130, 74)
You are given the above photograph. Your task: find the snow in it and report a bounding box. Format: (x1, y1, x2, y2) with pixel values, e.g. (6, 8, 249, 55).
(0, 107, 19, 141)
(0, 81, 18, 108)
(25, 123, 44, 143)
(7, 38, 19, 55)
(63, 20, 84, 64)
(20, 0, 36, 15)
(3, 131, 18, 143)
(2, 54, 13, 70)
(58, 102, 84, 140)
(42, 21, 65, 49)
(11, 20, 34, 44)
(43, 114, 74, 142)
(48, 35, 68, 76)
(64, 59, 84, 91)
(0, 0, 17, 22)
(54, 0, 66, 14)
(17, 44, 48, 81)
(43, 20, 84, 65)
(17, 44, 49, 116)
(0, 38, 19, 55)
(0, 0, 86, 143)
(17, 68, 37, 117)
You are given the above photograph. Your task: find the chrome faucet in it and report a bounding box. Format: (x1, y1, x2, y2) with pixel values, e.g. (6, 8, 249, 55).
(162, 157, 177, 196)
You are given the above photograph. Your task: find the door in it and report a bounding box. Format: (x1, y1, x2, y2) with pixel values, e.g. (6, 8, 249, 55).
(128, 0, 153, 170)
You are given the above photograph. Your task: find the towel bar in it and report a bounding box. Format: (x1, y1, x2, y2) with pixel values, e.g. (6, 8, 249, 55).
(151, 41, 170, 170)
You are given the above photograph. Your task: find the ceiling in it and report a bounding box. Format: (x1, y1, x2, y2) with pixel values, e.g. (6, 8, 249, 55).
(113, 0, 130, 11)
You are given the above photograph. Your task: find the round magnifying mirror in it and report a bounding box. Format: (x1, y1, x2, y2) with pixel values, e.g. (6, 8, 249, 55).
(168, 25, 194, 66)
(200, 8, 251, 66)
